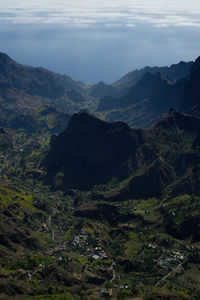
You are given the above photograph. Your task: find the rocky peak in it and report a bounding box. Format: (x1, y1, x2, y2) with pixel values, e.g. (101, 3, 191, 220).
(181, 56, 200, 110)
(43, 112, 140, 190)
(65, 112, 111, 137)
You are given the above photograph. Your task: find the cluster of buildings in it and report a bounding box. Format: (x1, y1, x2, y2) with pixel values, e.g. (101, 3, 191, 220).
(73, 229, 88, 248)
(72, 229, 109, 260)
(86, 246, 108, 260)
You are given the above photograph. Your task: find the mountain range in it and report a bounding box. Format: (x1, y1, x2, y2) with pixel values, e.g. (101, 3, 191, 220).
(42, 55, 200, 200)
(43, 109, 200, 197)
(1, 52, 200, 299)
(89, 60, 193, 99)
(96, 60, 196, 127)
(0, 52, 195, 130)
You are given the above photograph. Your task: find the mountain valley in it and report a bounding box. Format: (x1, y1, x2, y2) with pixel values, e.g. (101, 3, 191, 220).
(0, 53, 200, 299)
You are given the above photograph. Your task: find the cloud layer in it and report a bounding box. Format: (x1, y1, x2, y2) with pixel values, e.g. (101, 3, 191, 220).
(1, 0, 200, 27)
(1, 23, 199, 83)
(1, 1, 200, 82)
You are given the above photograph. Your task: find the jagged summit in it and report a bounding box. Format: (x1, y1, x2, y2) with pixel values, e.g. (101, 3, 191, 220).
(112, 60, 193, 90)
(0, 52, 198, 130)
(95, 59, 194, 128)
(43, 112, 140, 190)
(98, 69, 184, 113)
(181, 55, 200, 110)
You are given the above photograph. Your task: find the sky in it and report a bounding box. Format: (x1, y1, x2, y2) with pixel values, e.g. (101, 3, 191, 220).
(0, 0, 200, 83)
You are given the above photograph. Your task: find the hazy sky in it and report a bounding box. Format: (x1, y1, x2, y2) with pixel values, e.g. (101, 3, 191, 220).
(0, 0, 200, 82)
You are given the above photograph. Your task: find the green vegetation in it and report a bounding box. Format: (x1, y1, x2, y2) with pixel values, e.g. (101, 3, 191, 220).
(0, 111, 200, 299)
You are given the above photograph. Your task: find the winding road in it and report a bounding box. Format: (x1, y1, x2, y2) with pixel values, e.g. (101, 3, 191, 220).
(109, 260, 117, 282)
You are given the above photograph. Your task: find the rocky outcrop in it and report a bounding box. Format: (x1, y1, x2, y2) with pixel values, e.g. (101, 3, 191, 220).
(43, 110, 200, 198)
(43, 112, 142, 190)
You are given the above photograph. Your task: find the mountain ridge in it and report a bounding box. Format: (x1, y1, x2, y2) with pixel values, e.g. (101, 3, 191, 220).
(43, 109, 200, 199)
(0, 51, 88, 121)
(0, 51, 197, 130)
(89, 60, 193, 100)
(1, 53, 200, 300)
(113, 60, 193, 92)
(96, 57, 200, 128)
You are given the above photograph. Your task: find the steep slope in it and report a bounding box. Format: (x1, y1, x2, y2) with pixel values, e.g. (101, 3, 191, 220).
(97, 73, 185, 128)
(0, 52, 83, 95)
(0, 52, 86, 117)
(43, 112, 142, 190)
(0, 184, 43, 254)
(98, 73, 184, 111)
(0, 52, 196, 130)
(88, 61, 192, 100)
(181, 56, 200, 111)
(95, 60, 194, 128)
(43, 111, 200, 198)
(113, 60, 193, 93)
(128, 110, 200, 198)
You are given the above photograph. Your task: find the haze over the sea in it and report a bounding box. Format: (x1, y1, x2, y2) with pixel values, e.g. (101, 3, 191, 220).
(0, 0, 200, 82)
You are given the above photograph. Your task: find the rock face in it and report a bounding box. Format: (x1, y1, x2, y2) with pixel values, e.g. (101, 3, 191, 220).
(43, 112, 142, 189)
(181, 56, 200, 110)
(43, 111, 200, 198)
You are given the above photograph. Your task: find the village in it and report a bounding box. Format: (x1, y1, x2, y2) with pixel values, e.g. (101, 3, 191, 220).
(72, 229, 109, 260)
(38, 215, 189, 280)
(146, 242, 186, 271)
